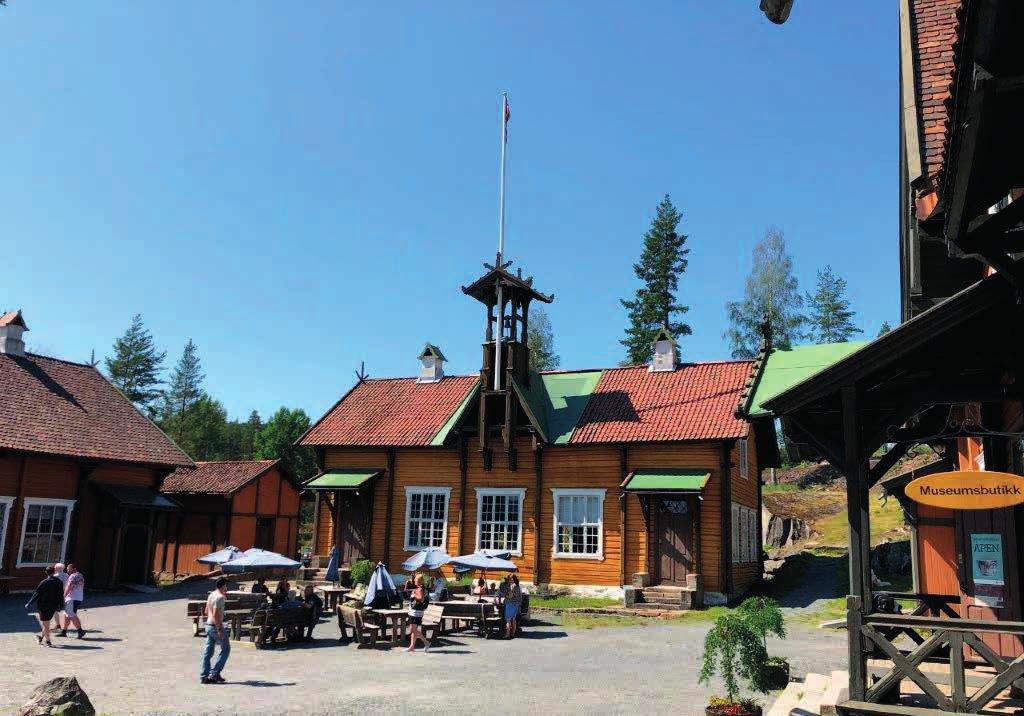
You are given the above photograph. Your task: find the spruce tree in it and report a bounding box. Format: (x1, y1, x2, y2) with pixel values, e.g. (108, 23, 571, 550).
(527, 305, 561, 372)
(805, 265, 862, 343)
(162, 339, 206, 442)
(877, 321, 893, 337)
(104, 314, 166, 416)
(620, 194, 692, 365)
(724, 228, 804, 358)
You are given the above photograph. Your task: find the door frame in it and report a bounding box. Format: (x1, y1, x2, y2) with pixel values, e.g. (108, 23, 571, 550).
(654, 494, 697, 586)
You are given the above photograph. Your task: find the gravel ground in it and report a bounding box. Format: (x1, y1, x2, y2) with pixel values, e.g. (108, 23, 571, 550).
(0, 580, 847, 715)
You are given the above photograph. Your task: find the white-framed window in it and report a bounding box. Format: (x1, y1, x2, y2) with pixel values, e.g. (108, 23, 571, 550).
(731, 503, 758, 564)
(551, 488, 605, 560)
(476, 488, 525, 556)
(403, 487, 451, 552)
(0, 496, 14, 570)
(17, 498, 76, 568)
(739, 438, 749, 479)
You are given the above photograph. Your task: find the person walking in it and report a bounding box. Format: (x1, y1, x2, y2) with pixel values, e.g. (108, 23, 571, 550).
(51, 563, 68, 631)
(25, 566, 64, 647)
(504, 574, 523, 639)
(406, 574, 430, 652)
(200, 577, 231, 684)
(59, 563, 86, 639)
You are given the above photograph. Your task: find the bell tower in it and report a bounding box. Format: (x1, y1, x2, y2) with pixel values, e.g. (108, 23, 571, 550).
(461, 255, 553, 460)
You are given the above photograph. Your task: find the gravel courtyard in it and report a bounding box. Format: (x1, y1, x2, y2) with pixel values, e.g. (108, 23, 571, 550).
(0, 580, 847, 715)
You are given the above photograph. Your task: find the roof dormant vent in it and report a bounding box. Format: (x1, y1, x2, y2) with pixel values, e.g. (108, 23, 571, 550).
(649, 326, 678, 373)
(416, 343, 446, 384)
(0, 310, 28, 357)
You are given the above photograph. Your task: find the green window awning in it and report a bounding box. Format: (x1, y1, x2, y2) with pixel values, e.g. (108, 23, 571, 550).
(304, 468, 383, 491)
(622, 469, 710, 492)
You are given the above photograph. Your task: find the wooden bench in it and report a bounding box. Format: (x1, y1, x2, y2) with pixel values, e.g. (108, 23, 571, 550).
(250, 608, 313, 649)
(186, 594, 268, 636)
(421, 604, 447, 645)
(338, 605, 384, 648)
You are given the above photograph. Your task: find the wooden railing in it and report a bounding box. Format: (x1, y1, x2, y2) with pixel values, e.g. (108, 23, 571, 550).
(846, 595, 1024, 713)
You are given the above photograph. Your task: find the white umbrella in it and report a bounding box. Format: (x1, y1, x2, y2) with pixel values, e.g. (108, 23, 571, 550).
(197, 546, 241, 565)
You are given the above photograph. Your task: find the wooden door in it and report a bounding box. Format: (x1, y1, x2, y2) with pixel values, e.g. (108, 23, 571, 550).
(254, 517, 275, 550)
(658, 498, 694, 586)
(339, 494, 369, 566)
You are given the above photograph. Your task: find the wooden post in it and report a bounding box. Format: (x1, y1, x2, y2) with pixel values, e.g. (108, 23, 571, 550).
(842, 386, 872, 607)
(312, 492, 322, 554)
(160, 513, 171, 573)
(332, 491, 341, 555)
(383, 448, 396, 563)
(172, 514, 184, 576)
(5, 454, 28, 575)
(457, 434, 468, 556)
(65, 462, 94, 565)
(110, 512, 126, 587)
(619, 445, 628, 587)
(533, 445, 543, 583)
(144, 510, 156, 585)
(847, 595, 866, 700)
(720, 440, 734, 597)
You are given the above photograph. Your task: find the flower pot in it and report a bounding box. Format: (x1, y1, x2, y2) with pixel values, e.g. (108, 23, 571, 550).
(705, 705, 762, 716)
(763, 659, 791, 690)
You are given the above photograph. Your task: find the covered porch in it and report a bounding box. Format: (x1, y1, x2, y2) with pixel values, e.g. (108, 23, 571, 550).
(763, 274, 1024, 714)
(304, 468, 384, 580)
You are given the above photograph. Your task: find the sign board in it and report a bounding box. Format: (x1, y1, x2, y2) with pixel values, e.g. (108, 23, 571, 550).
(905, 471, 1024, 510)
(971, 533, 1005, 608)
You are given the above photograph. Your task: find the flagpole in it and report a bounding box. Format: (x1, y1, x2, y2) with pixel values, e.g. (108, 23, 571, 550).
(494, 91, 509, 391)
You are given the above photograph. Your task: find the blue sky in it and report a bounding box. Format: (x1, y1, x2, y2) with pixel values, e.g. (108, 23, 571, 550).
(1, 2, 895, 422)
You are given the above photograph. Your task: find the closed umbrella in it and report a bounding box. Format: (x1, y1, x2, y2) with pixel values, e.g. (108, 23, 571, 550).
(401, 548, 451, 572)
(197, 546, 241, 566)
(220, 548, 301, 575)
(364, 562, 401, 609)
(324, 545, 339, 583)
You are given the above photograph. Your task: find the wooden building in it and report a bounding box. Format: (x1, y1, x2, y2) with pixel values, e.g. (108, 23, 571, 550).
(0, 311, 194, 590)
(156, 460, 301, 578)
(300, 266, 766, 603)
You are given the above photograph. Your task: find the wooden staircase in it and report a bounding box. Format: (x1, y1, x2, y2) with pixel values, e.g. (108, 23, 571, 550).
(629, 585, 699, 611)
(767, 671, 849, 716)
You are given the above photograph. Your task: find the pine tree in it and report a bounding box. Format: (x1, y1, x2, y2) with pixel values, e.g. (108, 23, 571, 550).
(175, 395, 228, 460)
(805, 265, 862, 343)
(620, 194, 692, 365)
(527, 305, 560, 372)
(724, 228, 804, 358)
(104, 314, 166, 416)
(254, 407, 317, 482)
(162, 339, 206, 442)
(877, 321, 893, 337)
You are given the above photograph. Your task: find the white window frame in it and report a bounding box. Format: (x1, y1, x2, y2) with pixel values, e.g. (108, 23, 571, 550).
(402, 487, 451, 552)
(551, 488, 606, 560)
(0, 496, 14, 571)
(739, 438, 749, 479)
(475, 487, 526, 557)
(17, 498, 76, 568)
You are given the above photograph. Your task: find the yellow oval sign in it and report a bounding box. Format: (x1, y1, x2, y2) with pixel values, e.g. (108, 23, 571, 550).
(905, 471, 1024, 510)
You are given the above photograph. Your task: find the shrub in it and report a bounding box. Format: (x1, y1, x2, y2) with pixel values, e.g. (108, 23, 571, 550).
(737, 597, 787, 650)
(699, 612, 771, 704)
(350, 559, 373, 586)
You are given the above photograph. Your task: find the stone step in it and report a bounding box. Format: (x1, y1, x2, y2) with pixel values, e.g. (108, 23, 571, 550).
(767, 682, 804, 716)
(630, 601, 688, 611)
(820, 671, 849, 716)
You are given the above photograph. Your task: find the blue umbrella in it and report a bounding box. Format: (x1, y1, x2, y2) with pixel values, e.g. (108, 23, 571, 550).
(221, 548, 301, 574)
(401, 547, 451, 572)
(324, 545, 339, 583)
(364, 562, 401, 609)
(197, 546, 241, 565)
(450, 551, 518, 574)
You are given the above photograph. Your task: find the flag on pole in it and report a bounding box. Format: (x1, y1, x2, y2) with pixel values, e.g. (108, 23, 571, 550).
(503, 95, 510, 143)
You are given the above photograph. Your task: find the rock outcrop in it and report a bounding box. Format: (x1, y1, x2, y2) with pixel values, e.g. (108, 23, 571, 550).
(763, 508, 811, 549)
(18, 676, 95, 716)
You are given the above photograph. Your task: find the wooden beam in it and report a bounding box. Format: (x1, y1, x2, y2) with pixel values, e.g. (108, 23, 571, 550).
(383, 448, 396, 563)
(312, 492, 321, 554)
(720, 440, 734, 597)
(619, 444, 628, 588)
(534, 445, 543, 583)
(65, 461, 97, 565)
(172, 514, 184, 576)
(457, 433, 468, 556)
(787, 414, 847, 472)
(868, 442, 912, 488)
(5, 454, 28, 575)
(842, 387, 872, 608)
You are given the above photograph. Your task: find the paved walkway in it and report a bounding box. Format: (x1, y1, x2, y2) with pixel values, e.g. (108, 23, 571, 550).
(0, 581, 847, 715)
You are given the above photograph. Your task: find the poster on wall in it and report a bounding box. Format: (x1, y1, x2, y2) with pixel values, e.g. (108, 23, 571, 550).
(971, 533, 1005, 608)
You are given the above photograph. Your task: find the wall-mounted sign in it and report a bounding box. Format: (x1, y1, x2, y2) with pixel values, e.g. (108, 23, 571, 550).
(905, 471, 1024, 510)
(971, 533, 1005, 608)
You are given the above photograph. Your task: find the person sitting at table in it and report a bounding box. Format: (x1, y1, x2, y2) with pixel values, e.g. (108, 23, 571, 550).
(300, 585, 323, 641)
(251, 577, 269, 595)
(488, 582, 497, 596)
(472, 577, 487, 596)
(267, 593, 303, 645)
(270, 579, 291, 608)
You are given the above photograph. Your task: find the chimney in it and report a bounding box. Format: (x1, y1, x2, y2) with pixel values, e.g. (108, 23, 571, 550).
(0, 310, 28, 357)
(649, 326, 678, 373)
(416, 343, 446, 384)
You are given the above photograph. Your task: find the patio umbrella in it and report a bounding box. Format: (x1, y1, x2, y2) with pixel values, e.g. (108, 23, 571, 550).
(401, 547, 451, 572)
(364, 562, 401, 609)
(197, 545, 241, 566)
(324, 545, 339, 583)
(450, 551, 518, 574)
(220, 548, 301, 575)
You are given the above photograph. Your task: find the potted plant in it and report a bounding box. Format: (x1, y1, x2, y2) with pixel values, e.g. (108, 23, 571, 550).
(699, 611, 770, 716)
(738, 597, 789, 689)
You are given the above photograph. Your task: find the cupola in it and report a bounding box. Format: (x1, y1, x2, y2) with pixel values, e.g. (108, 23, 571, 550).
(649, 326, 678, 373)
(416, 343, 446, 383)
(0, 310, 28, 357)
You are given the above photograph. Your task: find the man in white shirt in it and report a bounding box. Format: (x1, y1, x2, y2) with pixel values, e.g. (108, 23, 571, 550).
(51, 563, 68, 631)
(59, 563, 86, 639)
(200, 577, 231, 684)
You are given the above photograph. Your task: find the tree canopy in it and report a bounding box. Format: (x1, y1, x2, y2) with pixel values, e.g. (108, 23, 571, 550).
(104, 314, 165, 416)
(254, 407, 317, 482)
(805, 265, 862, 343)
(527, 305, 560, 372)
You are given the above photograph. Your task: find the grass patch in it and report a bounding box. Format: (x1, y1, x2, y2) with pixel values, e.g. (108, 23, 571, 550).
(555, 606, 728, 630)
(789, 597, 848, 627)
(763, 482, 802, 494)
(530, 595, 621, 610)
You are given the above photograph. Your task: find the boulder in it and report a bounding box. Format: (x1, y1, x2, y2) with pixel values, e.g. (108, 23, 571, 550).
(871, 540, 911, 576)
(18, 677, 95, 716)
(763, 510, 811, 549)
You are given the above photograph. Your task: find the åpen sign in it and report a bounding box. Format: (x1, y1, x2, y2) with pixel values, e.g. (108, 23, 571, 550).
(906, 471, 1024, 510)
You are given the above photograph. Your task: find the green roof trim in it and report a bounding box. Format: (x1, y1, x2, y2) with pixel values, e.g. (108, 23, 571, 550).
(429, 379, 481, 446)
(623, 469, 710, 492)
(305, 468, 382, 490)
(748, 342, 869, 418)
(512, 371, 603, 445)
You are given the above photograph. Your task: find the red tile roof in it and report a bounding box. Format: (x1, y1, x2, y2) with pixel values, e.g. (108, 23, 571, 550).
(568, 362, 754, 444)
(162, 459, 278, 494)
(0, 352, 193, 467)
(910, 0, 963, 196)
(300, 375, 480, 447)
(0, 310, 27, 328)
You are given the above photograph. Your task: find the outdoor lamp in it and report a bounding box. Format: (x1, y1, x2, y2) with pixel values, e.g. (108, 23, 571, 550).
(760, 0, 794, 24)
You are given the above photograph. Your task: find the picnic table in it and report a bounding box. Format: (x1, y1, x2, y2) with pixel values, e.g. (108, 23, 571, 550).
(317, 585, 351, 611)
(435, 600, 503, 638)
(367, 607, 408, 644)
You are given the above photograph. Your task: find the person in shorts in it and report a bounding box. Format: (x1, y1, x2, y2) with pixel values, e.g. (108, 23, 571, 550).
(25, 566, 64, 647)
(59, 563, 86, 639)
(406, 574, 430, 652)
